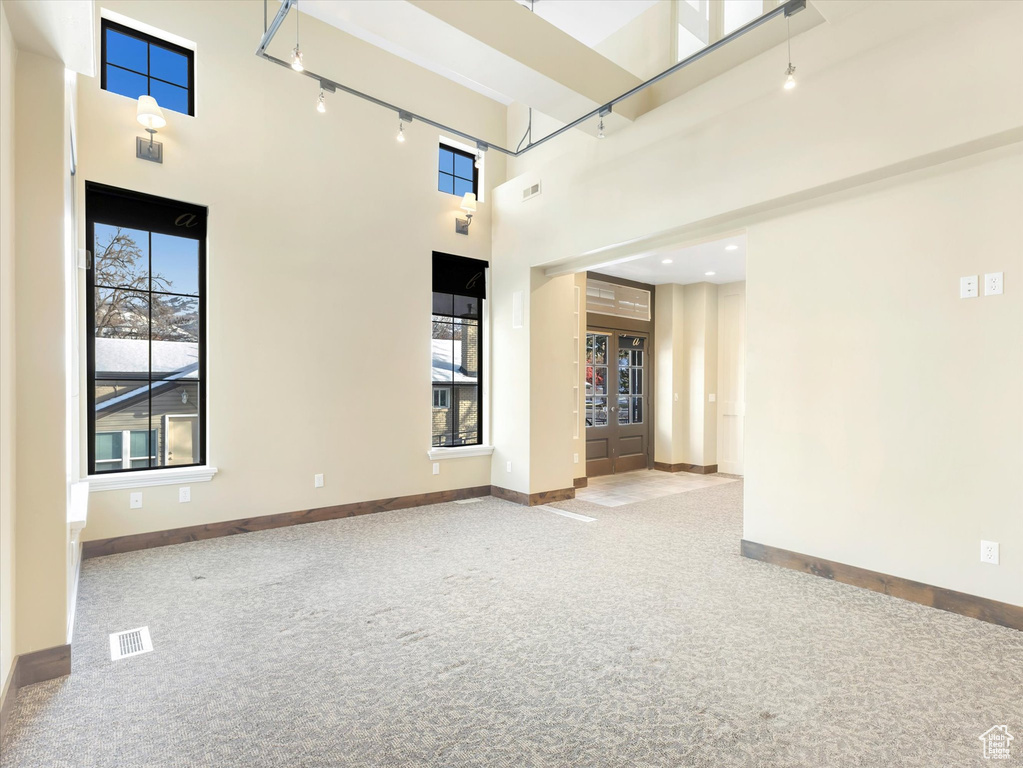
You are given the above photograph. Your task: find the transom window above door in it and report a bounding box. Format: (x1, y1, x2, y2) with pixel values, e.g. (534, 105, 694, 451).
(101, 19, 194, 115)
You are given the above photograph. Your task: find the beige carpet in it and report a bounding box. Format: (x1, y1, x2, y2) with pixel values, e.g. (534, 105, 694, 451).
(2, 481, 1021, 766)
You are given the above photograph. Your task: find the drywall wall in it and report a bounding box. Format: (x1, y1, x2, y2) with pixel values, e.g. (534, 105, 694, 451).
(75, 0, 508, 540)
(716, 281, 745, 475)
(654, 283, 684, 465)
(744, 146, 1023, 606)
(13, 48, 68, 656)
(595, 0, 673, 81)
(682, 282, 717, 467)
(0, 0, 18, 691)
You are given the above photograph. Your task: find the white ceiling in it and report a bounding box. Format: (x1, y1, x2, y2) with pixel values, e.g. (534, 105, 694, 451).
(594, 235, 747, 286)
(514, 0, 660, 48)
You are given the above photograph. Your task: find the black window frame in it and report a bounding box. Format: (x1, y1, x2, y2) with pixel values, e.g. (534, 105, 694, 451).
(437, 144, 479, 199)
(432, 252, 487, 448)
(100, 18, 195, 117)
(85, 182, 207, 476)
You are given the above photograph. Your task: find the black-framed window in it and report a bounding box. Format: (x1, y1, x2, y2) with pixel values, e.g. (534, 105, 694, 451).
(86, 183, 207, 475)
(437, 144, 478, 198)
(432, 252, 486, 447)
(101, 19, 194, 116)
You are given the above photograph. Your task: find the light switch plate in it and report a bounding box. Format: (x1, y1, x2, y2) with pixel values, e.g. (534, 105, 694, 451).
(573, 453, 579, 464)
(314, 473, 324, 488)
(129, 492, 142, 510)
(432, 462, 440, 475)
(984, 272, 1003, 296)
(960, 275, 978, 299)
(708, 394, 716, 403)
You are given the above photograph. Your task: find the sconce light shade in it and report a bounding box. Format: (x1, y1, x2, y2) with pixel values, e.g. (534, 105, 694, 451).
(136, 95, 166, 130)
(460, 193, 477, 214)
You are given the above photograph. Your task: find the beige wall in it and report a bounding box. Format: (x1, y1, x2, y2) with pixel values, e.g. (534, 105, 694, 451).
(654, 283, 684, 464)
(13, 48, 69, 655)
(595, 0, 674, 81)
(491, 1, 1023, 604)
(77, 0, 508, 540)
(744, 148, 1023, 606)
(0, 0, 17, 688)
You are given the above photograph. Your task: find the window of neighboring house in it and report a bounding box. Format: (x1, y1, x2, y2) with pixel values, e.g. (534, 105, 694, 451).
(86, 183, 207, 475)
(433, 388, 450, 409)
(437, 144, 478, 198)
(101, 19, 194, 116)
(432, 252, 487, 447)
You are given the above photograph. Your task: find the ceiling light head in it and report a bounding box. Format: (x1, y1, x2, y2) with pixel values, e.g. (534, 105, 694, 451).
(705, 271, 716, 276)
(597, 117, 605, 139)
(291, 45, 304, 72)
(316, 89, 325, 113)
(396, 122, 405, 143)
(784, 63, 796, 90)
(724, 244, 739, 251)
(661, 259, 673, 264)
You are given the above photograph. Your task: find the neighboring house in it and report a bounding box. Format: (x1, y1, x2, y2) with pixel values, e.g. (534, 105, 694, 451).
(94, 336, 200, 471)
(431, 325, 479, 446)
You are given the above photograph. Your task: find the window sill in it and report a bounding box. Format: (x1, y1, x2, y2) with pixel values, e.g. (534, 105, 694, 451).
(427, 445, 494, 461)
(87, 465, 218, 491)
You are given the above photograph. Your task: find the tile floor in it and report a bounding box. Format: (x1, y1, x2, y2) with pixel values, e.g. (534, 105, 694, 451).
(573, 469, 739, 507)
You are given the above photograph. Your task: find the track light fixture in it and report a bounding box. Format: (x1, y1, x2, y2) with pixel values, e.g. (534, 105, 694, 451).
(474, 142, 488, 169)
(316, 88, 325, 113)
(291, 0, 304, 71)
(396, 111, 413, 143)
(783, 15, 796, 90)
(597, 105, 611, 140)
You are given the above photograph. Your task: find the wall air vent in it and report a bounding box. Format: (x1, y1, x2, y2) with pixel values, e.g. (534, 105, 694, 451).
(109, 626, 153, 660)
(522, 181, 542, 201)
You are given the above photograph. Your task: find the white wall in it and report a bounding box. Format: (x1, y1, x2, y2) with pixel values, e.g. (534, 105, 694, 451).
(491, 0, 1023, 604)
(744, 148, 1023, 605)
(77, 0, 508, 540)
(0, 0, 18, 690)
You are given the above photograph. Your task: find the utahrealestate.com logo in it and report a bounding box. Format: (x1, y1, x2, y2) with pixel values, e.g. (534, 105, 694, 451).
(979, 726, 1014, 760)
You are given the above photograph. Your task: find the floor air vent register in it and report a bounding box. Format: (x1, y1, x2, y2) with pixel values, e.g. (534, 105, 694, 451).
(109, 626, 153, 660)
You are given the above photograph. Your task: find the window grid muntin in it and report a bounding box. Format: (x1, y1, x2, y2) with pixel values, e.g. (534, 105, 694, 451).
(437, 144, 479, 198)
(87, 185, 206, 475)
(101, 19, 194, 116)
(431, 296, 482, 447)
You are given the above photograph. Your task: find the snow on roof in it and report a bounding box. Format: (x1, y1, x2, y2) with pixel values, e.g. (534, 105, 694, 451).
(432, 338, 476, 383)
(95, 336, 198, 377)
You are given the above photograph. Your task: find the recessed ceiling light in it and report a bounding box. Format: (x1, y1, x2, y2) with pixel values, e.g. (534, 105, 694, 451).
(724, 244, 738, 251)
(705, 271, 716, 276)
(661, 258, 673, 264)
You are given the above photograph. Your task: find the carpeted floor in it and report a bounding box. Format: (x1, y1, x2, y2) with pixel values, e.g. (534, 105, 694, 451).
(2, 481, 1021, 767)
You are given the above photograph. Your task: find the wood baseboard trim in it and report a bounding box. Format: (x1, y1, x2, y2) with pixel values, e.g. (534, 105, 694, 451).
(653, 462, 718, 474)
(1, 643, 72, 744)
(573, 477, 588, 489)
(83, 485, 493, 559)
(741, 540, 1023, 631)
(491, 486, 576, 506)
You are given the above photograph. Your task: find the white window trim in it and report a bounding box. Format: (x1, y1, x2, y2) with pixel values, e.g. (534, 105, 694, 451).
(88, 464, 218, 491)
(428, 445, 494, 461)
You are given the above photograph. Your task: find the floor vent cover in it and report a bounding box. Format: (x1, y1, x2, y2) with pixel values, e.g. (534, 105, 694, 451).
(453, 498, 482, 505)
(110, 626, 153, 660)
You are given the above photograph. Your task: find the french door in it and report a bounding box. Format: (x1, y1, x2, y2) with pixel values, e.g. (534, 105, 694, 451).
(585, 330, 650, 476)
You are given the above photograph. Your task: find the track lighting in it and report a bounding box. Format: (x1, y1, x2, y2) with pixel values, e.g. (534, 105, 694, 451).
(597, 117, 605, 140)
(783, 15, 796, 90)
(475, 150, 482, 169)
(291, 1, 304, 71)
(597, 105, 611, 139)
(474, 142, 488, 169)
(396, 111, 412, 143)
(316, 89, 325, 113)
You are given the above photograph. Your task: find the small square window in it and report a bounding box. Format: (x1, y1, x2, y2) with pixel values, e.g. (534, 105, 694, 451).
(433, 388, 450, 408)
(437, 144, 478, 198)
(102, 19, 194, 116)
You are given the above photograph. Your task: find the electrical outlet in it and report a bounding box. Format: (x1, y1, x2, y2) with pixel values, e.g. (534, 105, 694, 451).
(129, 492, 142, 510)
(960, 275, 978, 299)
(980, 540, 999, 565)
(708, 393, 716, 403)
(674, 393, 679, 402)
(573, 453, 579, 464)
(178, 487, 191, 503)
(506, 461, 512, 473)
(432, 462, 440, 475)
(314, 473, 324, 488)
(984, 272, 1003, 296)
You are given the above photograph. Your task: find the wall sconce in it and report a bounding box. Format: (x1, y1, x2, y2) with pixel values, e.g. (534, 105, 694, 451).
(456, 193, 476, 235)
(136, 95, 166, 163)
